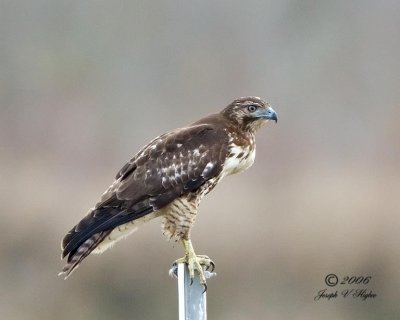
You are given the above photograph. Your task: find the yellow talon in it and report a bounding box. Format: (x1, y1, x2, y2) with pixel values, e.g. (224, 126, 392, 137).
(173, 239, 215, 289)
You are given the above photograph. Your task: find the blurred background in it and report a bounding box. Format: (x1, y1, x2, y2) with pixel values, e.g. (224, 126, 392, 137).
(1, 1, 399, 319)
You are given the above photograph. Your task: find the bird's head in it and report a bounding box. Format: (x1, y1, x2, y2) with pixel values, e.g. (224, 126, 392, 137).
(221, 96, 277, 133)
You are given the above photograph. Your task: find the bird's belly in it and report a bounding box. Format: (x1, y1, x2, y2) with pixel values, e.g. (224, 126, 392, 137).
(222, 145, 256, 176)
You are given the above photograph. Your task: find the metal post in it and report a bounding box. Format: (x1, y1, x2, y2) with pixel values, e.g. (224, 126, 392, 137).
(170, 263, 216, 320)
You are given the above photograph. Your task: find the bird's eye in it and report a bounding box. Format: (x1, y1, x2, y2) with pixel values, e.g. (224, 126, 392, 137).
(247, 105, 258, 112)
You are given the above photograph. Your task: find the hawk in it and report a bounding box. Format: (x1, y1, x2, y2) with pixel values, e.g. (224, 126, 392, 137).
(60, 96, 277, 289)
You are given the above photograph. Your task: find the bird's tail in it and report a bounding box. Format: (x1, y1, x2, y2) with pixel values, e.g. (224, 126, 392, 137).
(58, 231, 109, 278)
(59, 205, 154, 278)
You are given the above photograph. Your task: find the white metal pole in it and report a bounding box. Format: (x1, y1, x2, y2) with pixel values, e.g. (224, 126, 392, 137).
(171, 263, 216, 320)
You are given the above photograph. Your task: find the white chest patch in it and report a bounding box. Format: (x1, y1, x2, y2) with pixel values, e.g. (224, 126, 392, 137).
(222, 144, 256, 177)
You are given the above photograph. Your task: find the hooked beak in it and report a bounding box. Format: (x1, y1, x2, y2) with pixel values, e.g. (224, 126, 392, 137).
(256, 106, 278, 123)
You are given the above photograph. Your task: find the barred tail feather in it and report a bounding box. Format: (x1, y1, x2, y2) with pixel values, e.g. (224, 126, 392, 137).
(60, 205, 156, 278)
(59, 232, 108, 279)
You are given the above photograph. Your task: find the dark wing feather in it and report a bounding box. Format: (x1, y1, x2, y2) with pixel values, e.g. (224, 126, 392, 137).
(61, 123, 229, 275)
(62, 206, 153, 259)
(114, 124, 229, 208)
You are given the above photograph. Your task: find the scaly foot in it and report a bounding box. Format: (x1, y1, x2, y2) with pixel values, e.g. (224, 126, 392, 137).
(172, 239, 215, 291)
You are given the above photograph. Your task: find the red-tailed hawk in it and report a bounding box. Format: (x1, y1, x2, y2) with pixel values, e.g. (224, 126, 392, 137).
(60, 96, 277, 289)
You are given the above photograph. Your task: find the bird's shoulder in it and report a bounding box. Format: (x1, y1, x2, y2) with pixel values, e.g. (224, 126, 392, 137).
(116, 113, 231, 181)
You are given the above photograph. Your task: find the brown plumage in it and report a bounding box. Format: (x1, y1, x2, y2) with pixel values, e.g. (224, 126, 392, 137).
(60, 96, 277, 286)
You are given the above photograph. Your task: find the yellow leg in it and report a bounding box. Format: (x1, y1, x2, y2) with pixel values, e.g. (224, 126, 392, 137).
(174, 239, 215, 289)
